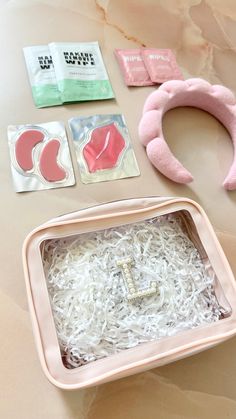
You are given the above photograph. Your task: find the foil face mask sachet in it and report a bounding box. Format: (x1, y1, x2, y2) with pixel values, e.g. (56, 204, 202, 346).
(23, 45, 63, 108)
(115, 49, 154, 86)
(141, 48, 183, 83)
(49, 42, 115, 102)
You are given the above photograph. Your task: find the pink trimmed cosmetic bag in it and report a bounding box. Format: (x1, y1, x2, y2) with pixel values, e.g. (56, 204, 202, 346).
(23, 197, 236, 389)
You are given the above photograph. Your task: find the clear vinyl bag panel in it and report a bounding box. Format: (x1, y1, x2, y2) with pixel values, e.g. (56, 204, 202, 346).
(41, 210, 231, 369)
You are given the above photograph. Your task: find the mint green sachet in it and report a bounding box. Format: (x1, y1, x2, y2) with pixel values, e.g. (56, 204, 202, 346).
(48, 41, 115, 103)
(23, 45, 63, 108)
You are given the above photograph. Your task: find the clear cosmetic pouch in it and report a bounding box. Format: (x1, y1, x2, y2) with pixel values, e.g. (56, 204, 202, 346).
(23, 197, 236, 389)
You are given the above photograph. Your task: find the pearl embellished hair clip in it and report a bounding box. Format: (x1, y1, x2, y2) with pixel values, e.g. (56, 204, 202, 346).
(117, 257, 158, 301)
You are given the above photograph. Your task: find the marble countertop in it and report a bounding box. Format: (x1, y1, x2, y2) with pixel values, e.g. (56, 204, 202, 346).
(1, 1, 236, 418)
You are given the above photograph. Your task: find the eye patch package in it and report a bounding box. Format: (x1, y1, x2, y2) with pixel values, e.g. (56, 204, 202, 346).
(7, 121, 75, 192)
(49, 42, 115, 103)
(114, 49, 154, 86)
(23, 45, 63, 108)
(141, 48, 183, 83)
(69, 114, 140, 184)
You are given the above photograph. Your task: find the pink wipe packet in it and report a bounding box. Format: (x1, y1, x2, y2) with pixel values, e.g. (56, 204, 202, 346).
(141, 49, 183, 83)
(115, 49, 154, 86)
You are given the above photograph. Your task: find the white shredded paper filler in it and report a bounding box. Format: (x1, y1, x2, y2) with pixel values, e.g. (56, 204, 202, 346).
(42, 213, 222, 368)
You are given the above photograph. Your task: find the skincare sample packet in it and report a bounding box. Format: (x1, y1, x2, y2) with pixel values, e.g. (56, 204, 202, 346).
(141, 48, 183, 83)
(49, 42, 115, 102)
(115, 49, 154, 86)
(23, 45, 63, 108)
(8, 121, 75, 192)
(69, 114, 140, 184)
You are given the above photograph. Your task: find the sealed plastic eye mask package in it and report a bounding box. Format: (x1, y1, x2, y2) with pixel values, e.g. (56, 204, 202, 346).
(49, 42, 114, 102)
(23, 46, 62, 108)
(69, 114, 140, 183)
(8, 121, 75, 192)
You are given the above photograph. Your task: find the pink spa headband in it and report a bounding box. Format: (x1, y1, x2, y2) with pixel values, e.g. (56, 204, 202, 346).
(139, 78, 236, 190)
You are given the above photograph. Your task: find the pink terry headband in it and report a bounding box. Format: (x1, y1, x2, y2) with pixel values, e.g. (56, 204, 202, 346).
(139, 78, 236, 190)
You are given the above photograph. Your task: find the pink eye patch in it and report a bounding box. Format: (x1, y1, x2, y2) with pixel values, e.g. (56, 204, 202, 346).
(15, 129, 45, 171)
(8, 121, 75, 192)
(83, 123, 125, 173)
(39, 139, 67, 182)
(15, 130, 66, 182)
(139, 78, 236, 190)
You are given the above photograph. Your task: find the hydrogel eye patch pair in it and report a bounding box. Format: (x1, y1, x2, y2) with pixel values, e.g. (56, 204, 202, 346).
(23, 42, 114, 108)
(8, 121, 75, 192)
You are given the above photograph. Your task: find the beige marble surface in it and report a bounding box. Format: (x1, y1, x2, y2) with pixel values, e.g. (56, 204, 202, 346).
(1, 1, 236, 418)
